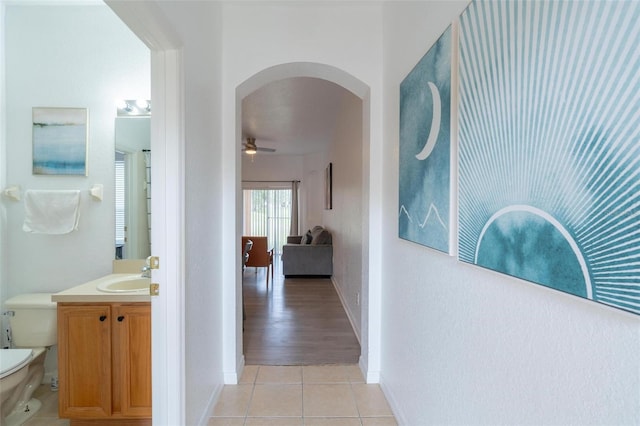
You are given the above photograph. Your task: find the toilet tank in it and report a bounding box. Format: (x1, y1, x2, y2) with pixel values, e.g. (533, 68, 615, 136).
(5, 294, 57, 347)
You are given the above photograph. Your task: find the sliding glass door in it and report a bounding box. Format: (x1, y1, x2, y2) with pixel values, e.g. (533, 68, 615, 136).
(243, 189, 292, 256)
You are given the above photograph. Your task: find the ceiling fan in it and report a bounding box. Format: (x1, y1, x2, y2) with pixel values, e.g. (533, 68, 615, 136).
(242, 137, 276, 154)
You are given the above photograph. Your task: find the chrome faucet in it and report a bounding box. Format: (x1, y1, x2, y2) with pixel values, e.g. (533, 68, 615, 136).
(141, 265, 151, 278)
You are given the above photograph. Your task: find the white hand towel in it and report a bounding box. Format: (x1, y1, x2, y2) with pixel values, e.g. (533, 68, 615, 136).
(23, 190, 81, 234)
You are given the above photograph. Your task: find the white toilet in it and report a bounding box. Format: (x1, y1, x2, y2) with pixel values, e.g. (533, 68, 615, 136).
(1, 349, 34, 422)
(0, 293, 57, 426)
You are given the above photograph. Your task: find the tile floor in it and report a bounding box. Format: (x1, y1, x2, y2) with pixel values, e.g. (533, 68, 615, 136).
(20, 364, 396, 426)
(23, 384, 69, 426)
(209, 365, 397, 426)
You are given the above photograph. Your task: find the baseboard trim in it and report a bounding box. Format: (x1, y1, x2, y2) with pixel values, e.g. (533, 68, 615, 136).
(331, 277, 361, 344)
(379, 372, 407, 426)
(69, 420, 150, 426)
(196, 381, 224, 426)
(223, 355, 244, 384)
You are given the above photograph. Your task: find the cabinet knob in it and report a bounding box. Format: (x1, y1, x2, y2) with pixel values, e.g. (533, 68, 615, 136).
(99, 315, 107, 322)
(117, 316, 125, 322)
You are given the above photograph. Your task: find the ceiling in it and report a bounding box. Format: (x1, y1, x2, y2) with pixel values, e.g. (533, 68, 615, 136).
(241, 77, 354, 156)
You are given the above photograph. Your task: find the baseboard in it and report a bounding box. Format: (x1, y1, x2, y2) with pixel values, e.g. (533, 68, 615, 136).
(223, 355, 244, 384)
(70, 420, 150, 426)
(198, 357, 239, 425)
(237, 355, 245, 382)
(196, 381, 224, 426)
(358, 356, 369, 382)
(379, 372, 407, 426)
(361, 356, 380, 383)
(331, 277, 361, 343)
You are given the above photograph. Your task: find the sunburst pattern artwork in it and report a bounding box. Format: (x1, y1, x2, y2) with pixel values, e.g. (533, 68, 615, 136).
(399, 25, 453, 253)
(458, 0, 640, 314)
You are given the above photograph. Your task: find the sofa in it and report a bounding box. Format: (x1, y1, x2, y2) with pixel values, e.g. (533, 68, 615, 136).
(281, 226, 333, 277)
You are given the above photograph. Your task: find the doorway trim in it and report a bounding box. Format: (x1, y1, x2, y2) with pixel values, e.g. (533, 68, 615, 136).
(105, 2, 185, 424)
(234, 62, 374, 379)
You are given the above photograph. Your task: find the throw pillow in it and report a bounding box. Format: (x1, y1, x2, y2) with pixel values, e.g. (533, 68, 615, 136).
(310, 226, 323, 242)
(304, 230, 312, 244)
(311, 229, 332, 245)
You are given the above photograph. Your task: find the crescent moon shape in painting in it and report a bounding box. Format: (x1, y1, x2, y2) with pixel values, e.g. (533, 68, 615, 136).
(415, 82, 441, 161)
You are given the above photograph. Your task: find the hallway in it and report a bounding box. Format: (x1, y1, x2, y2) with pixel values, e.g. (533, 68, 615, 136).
(221, 259, 398, 424)
(242, 256, 361, 365)
(24, 366, 398, 426)
(208, 365, 397, 425)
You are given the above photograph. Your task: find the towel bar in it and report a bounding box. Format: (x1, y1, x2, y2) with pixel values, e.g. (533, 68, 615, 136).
(90, 184, 103, 201)
(1, 186, 21, 201)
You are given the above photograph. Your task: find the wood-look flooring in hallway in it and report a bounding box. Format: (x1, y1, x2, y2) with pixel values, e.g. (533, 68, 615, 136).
(243, 257, 361, 365)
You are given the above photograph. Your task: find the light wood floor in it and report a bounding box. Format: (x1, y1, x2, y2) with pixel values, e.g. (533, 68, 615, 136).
(243, 257, 361, 365)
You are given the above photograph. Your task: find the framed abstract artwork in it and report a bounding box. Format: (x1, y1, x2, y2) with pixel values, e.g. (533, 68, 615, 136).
(32, 107, 88, 176)
(457, 0, 640, 314)
(399, 24, 456, 254)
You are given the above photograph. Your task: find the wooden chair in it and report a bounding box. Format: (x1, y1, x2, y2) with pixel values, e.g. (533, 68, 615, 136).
(242, 239, 253, 271)
(241, 239, 253, 327)
(242, 236, 274, 287)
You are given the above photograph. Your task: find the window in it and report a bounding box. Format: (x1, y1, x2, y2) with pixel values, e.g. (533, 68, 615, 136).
(243, 189, 291, 256)
(115, 151, 126, 254)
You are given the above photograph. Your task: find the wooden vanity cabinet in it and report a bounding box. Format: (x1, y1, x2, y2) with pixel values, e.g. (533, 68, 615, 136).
(57, 302, 151, 425)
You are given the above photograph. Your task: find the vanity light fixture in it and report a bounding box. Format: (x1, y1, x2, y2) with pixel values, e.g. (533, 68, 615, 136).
(135, 99, 151, 111)
(117, 99, 151, 116)
(116, 100, 131, 112)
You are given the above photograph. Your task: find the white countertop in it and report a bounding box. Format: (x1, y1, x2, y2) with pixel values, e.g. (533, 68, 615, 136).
(52, 273, 152, 303)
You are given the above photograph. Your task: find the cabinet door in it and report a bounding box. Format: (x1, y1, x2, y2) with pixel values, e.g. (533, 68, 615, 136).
(113, 303, 152, 417)
(58, 304, 112, 418)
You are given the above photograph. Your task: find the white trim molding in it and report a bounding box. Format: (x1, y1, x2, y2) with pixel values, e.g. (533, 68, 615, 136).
(105, 2, 186, 425)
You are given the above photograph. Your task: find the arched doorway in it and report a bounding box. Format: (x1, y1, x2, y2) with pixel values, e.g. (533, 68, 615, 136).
(234, 62, 371, 372)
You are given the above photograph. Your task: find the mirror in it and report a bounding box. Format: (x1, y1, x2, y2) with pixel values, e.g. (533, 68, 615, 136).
(115, 117, 151, 259)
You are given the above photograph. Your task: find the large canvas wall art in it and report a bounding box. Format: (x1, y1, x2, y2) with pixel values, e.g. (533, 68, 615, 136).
(399, 25, 453, 254)
(458, 0, 640, 314)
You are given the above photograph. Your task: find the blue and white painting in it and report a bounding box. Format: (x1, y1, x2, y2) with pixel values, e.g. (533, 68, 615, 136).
(399, 25, 452, 253)
(33, 107, 88, 175)
(458, 0, 640, 315)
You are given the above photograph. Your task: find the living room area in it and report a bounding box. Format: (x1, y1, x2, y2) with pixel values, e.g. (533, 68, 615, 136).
(241, 178, 362, 365)
(242, 256, 360, 365)
(240, 73, 367, 365)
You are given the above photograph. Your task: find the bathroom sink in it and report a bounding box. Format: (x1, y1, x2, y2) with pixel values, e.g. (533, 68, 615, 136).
(97, 275, 150, 294)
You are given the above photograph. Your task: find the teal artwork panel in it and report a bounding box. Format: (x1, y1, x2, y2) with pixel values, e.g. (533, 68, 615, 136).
(399, 26, 452, 253)
(458, 0, 640, 314)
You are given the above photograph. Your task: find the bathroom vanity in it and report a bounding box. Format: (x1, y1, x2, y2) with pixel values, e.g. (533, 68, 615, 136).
(53, 274, 151, 425)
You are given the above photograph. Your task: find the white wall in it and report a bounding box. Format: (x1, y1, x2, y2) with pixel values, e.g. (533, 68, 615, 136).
(381, 2, 640, 425)
(325, 91, 364, 338)
(242, 155, 304, 185)
(301, 152, 327, 232)
(2, 4, 149, 303)
(222, 1, 383, 380)
(151, 2, 225, 424)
